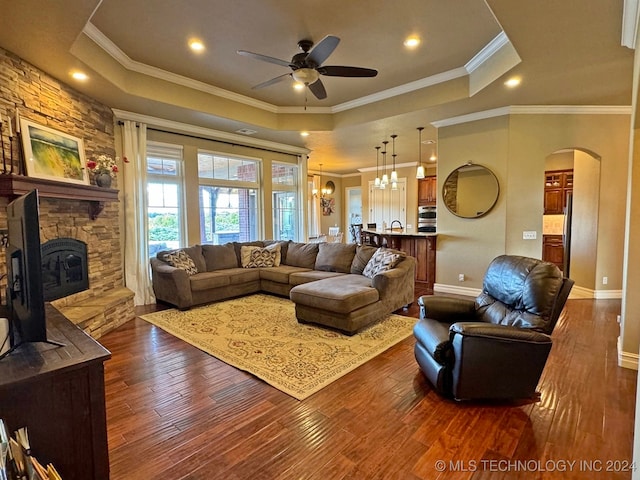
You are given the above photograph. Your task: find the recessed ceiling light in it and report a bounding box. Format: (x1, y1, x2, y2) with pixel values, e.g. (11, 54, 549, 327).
(504, 77, 521, 88)
(71, 71, 88, 81)
(293, 82, 305, 91)
(300, 131, 310, 137)
(189, 39, 205, 52)
(403, 36, 421, 49)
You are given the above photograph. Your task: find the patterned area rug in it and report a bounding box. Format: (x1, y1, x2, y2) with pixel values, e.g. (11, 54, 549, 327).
(140, 294, 416, 400)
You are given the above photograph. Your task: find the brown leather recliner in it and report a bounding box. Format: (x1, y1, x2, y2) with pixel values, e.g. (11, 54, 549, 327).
(413, 255, 574, 400)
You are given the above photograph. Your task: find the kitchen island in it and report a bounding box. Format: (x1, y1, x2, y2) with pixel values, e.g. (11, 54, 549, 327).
(361, 229, 437, 291)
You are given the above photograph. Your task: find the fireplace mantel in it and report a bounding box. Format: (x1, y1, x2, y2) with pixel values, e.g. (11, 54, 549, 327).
(0, 174, 118, 219)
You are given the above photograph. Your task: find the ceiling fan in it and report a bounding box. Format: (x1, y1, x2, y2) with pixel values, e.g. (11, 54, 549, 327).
(237, 35, 378, 100)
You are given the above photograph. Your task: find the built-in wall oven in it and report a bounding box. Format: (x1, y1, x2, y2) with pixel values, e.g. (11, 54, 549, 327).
(418, 206, 436, 233)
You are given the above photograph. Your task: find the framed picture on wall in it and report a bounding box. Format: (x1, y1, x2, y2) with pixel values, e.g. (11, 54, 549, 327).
(20, 118, 89, 185)
(321, 196, 335, 216)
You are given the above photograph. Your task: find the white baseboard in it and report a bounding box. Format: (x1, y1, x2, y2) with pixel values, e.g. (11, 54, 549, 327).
(434, 284, 623, 301)
(618, 336, 639, 370)
(595, 289, 623, 299)
(433, 283, 482, 297)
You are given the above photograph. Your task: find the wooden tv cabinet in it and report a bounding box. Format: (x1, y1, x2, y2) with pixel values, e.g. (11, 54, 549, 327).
(0, 305, 111, 480)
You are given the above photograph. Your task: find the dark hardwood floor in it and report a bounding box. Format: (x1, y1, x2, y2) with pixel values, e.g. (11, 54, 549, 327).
(99, 287, 636, 479)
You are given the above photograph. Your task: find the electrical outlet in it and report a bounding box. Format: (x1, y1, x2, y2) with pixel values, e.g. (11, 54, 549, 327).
(458, 273, 465, 282)
(523, 231, 537, 240)
(602, 276, 608, 285)
(617, 315, 621, 324)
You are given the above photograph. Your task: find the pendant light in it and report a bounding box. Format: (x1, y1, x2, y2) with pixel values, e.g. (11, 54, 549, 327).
(390, 134, 398, 183)
(381, 140, 389, 187)
(312, 162, 319, 196)
(391, 154, 398, 190)
(416, 127, 426, 179)
(374, 146, 381, 188)
(319, 163, 328, 197)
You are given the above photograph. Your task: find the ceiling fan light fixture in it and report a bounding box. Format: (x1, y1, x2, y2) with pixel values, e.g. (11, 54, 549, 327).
(293, 82, 305, 91)
(292, 68, 320, 85)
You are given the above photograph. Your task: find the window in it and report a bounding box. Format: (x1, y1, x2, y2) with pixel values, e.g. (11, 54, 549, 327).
(272, 163, 298, 241)
(146, 142, 185, 257)
(198, 151, 260, 244)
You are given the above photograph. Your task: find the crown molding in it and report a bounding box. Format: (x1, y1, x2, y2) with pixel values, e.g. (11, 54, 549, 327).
(622, 0, 640, 48)
(465, 32, 510, 73)
(83, 23, 279, 113)
(331, 67, 469, 113)
(509, 105, 633, 115)
(357, 161, 421, 173)
(83, 22, 513, 116)
(432, 105, 632, 128)
(277, 106, 334, 114)
(112, 109, 310, 155)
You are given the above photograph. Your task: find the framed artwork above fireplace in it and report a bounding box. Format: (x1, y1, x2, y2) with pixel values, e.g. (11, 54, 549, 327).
(20, 118, 89, 185)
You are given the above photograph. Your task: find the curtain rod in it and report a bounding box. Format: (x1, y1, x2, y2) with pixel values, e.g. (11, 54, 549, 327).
(117, 121, 301, 159)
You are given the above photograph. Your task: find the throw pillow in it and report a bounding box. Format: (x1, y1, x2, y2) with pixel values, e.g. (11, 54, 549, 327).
(350, 245, 378, 274)
(163, 250, 198, 275)
(240, 243, 281, 267)
(242, 246, 277, 268)
(201, 243, 238, 271)
(362, 247, 404, 279)
(284, 242, 319, 269)
(314, 242, 356, 273)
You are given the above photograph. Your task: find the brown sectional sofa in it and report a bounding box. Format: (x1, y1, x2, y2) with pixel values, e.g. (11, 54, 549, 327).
(150, 240, 416, 334)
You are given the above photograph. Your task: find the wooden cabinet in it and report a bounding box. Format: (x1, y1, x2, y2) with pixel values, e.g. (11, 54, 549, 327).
(418, 176, 437, 206)
(396, 235, 437, 291)
(543, 234, 564, 271)
(0, 306, 111, 480)
(544, 169, 573, 214)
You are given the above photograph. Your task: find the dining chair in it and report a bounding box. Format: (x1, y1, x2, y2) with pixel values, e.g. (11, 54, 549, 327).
(349, 223, 363, 244)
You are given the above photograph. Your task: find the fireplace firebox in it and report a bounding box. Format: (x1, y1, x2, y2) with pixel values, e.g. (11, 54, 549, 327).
(42, 238, 89, 301)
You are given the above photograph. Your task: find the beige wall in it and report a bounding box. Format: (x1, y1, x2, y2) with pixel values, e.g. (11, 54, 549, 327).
(437, 115, 510, 286)
(570, 150, 600, 289)
(436, 113, 629, 292)
(507, 114, 629, 292)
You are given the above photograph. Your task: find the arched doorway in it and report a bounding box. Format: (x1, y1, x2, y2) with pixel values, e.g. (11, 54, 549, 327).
(543, 148, 601, 290)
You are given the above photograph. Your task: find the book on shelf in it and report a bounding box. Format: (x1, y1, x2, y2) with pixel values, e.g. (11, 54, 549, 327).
(0, 423, 62, 480)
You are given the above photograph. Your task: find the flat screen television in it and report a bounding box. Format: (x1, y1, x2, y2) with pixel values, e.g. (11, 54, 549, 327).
(1, 189, 63, 360)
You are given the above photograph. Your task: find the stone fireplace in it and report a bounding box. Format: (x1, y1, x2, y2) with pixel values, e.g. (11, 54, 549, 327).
(42, 238, 89, 301)
(0, 190, 135, 339)
(0, 46, 135, 339)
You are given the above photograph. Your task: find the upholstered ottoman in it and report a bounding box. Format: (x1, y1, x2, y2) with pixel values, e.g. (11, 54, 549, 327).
(289, 274, 383, 334)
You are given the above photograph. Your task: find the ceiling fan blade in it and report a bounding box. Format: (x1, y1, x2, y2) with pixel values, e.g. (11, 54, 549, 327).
(252, 73, 291, 90)
(237, 50, 293, 68)
(307, 79, 327, 100)
(318, 66, 378, 77)
(306, 35, 340, 67)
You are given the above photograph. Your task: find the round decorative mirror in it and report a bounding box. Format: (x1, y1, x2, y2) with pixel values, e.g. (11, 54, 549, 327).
(324, 180, 335, 195)
(442, 163, 499, 218)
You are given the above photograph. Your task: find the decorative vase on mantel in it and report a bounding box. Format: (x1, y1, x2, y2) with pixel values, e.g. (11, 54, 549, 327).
(94, 172, 112, 188)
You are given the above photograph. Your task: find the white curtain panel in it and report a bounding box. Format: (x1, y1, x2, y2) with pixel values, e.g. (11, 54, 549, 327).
(121, 121, 155, 305)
